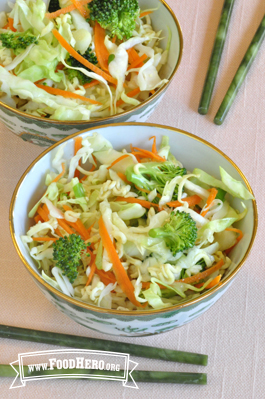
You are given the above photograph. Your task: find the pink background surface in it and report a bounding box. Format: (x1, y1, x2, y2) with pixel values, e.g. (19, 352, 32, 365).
(1, 0, 265, 397)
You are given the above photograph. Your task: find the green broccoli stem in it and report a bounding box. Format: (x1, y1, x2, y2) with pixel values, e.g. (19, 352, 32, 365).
(0, 364, 207, 385)
(198, 0, 236, 115)
(214, 13, 265, 125)
(0, 325, 208, 366)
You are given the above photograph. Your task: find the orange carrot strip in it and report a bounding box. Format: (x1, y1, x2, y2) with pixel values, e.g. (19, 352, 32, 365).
(57, 219, 75, 235)
(200, 188, 218, 217)
(116, 87, 141, 107)
(134, 185, 161, 198)
(86, 258, 96, 286)
(166, 195, 202, 208)
(34, 215, 43, 224)
(115, 196, 160, 210)
(3, 23, 9, 29)
(127, 48, 140, 64)
(8, 18, 16, 32)
(37, 205, 49, 223)
(195, 274, 222, 289)
(35, 84, 102, 105)
(46, 0, 92, 18)
(94, 22, 109, 72)
(52, 29, 117, 85)
(106, 154, 130, 170)
(55, 62, 65, 71)
(129, 53, 148, 69)
(111, 35, 116, 43)
(176, 259, 224, 285)
(150, 89, 155, 95)
(131, 147, 166, 162)
(149, 135, 157, 154)
(83, 80, 100, 89)
(98, 216, 146, 308)
(51, 162, 66, 184)
(69, 0, 88, 18)
(117, 172, 131, 184)
(74, 137, 82, 179)
(95, 269, 116, 286)
(140, 10, 153, 18)
(32, 237, 57, 242)
(62, 205, 90, 240)
(35, 78, 46, 84)
(226, 227, 243, 242)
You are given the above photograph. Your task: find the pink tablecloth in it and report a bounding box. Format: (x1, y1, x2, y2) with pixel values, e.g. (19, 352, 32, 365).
(1, 0, 265, 397)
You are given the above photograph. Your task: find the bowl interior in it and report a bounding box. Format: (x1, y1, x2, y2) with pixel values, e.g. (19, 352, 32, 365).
(10, 124, 256, 311)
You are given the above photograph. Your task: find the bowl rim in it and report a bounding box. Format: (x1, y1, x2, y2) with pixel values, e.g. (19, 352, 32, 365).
(0, 0, 183, 126)
(9, 122, 258, 316)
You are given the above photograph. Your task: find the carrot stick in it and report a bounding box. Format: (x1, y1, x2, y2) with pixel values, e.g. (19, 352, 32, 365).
(176, 259, 224, 285)
(195, 274, 222, 289)
(166, 195, 202, 208)
(85, 258, 96, 286)
(3, 23, 9, 29)
(62, 205, 90, 240)
(94, 22, 110, 72)
(98, 216, 145, 308)
(32, 237, 58, 242)
(74, 137, 82, 179)
(83, 80, 100, 89)
(57, 219, 75, 235)
(95, 269, 116, 286)
(140, 10, 154, 18)
(129, 54, 148, 69)
(69, 0, 88, 18)
(51, 162, 66, 184)
(115, 196, 160, 210)
(52, 29, 117, 85)
(224, 227, 244, 254)
(35, 84, 102, 105)
(111, 35, 116, 43)
(150, 89, 155, 95)
(116, 87, 141, 107)
(106, 154, 130, 170)
(149, 136, 157, 154)
(8, 18, 16, 32)
(200, 188, 218, 217)
(131, 147, 166, 162)
(134, 185, 161, 198)
(127, 48, 140, 64)
(46, 0, 92, 18)
(34, 215, 43, 224)
(37, 205, 49, 223)
(117, 172, 131, 184)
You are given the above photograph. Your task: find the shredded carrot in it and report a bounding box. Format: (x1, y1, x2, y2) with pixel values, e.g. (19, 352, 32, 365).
(150, 89, 155, 95)
(106, 154, 130, 170)
(74, 137, 82, 179)
(8, 18, 16, 32)
(115, 196, 160, 210)
(69, 0, 88, 18)
(166, 195, 202, 208)
(86, 258, 96, 286)
(111, 35, 116, 43)
(52, 29, 117, 85)
(46, 0, 92, 19)
(176, 259, 224, 285)
(34, 215, 43, 224)
(134, 185, 161, 198)
(140, 10, 154, 18)
(116, 87, 141, 107)
(83, 80, 100, 89)
(57, 219, 75, 235)
(34, 78, 46, 84)
(62, 205, 90, 240)
(95, 269, 116, 286)
(35, 84, 102, 105)
(3, 23, 9, 29)
(98, 216, 146, 308)
(127, 48, 140, 64)
(32, 237, 57, 242)
(94, 22, 109, 72)
(37, 205, 49, 223)
(129, 53, 148, 69)
(224, 228, 244, 254)
(55, 62, 65, 72)
(149, 136, 157, 154)
(131, 147, 166, 162)
(201, 188, 218, 217)
(195, 274, 222, 289)
(117, 172, 131, 184)
(51, 162, 66, 184)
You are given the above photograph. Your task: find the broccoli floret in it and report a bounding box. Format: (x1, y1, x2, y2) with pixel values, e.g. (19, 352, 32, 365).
(88, 0, 140, 40)
(52, 234, 88, 283)
(48, 0, 61, 13)
(126, 162, 187, 201)
(0, 30, 38, 50)
(149, 211, 197, 256)
(66, 47, 98, 85)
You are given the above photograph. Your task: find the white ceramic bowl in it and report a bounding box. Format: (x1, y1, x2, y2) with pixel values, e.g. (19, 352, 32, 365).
(9, 123, 258, 336)
(0, 0, 182, 147)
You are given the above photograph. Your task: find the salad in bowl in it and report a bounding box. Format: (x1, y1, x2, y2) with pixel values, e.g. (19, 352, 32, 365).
(20, 131, 254, 311)
(0, 0, 172, 121)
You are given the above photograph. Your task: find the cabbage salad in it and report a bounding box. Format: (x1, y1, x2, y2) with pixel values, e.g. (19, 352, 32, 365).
(22, 133, 254, 310)
(0, 0, 169, 121)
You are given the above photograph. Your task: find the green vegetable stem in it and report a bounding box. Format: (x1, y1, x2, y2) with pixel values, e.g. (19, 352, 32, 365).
(0, 325, 208, 366)
(198, 0, 236, 115)
(0, 364, 207, 385)
(214, 13, 265, 125)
